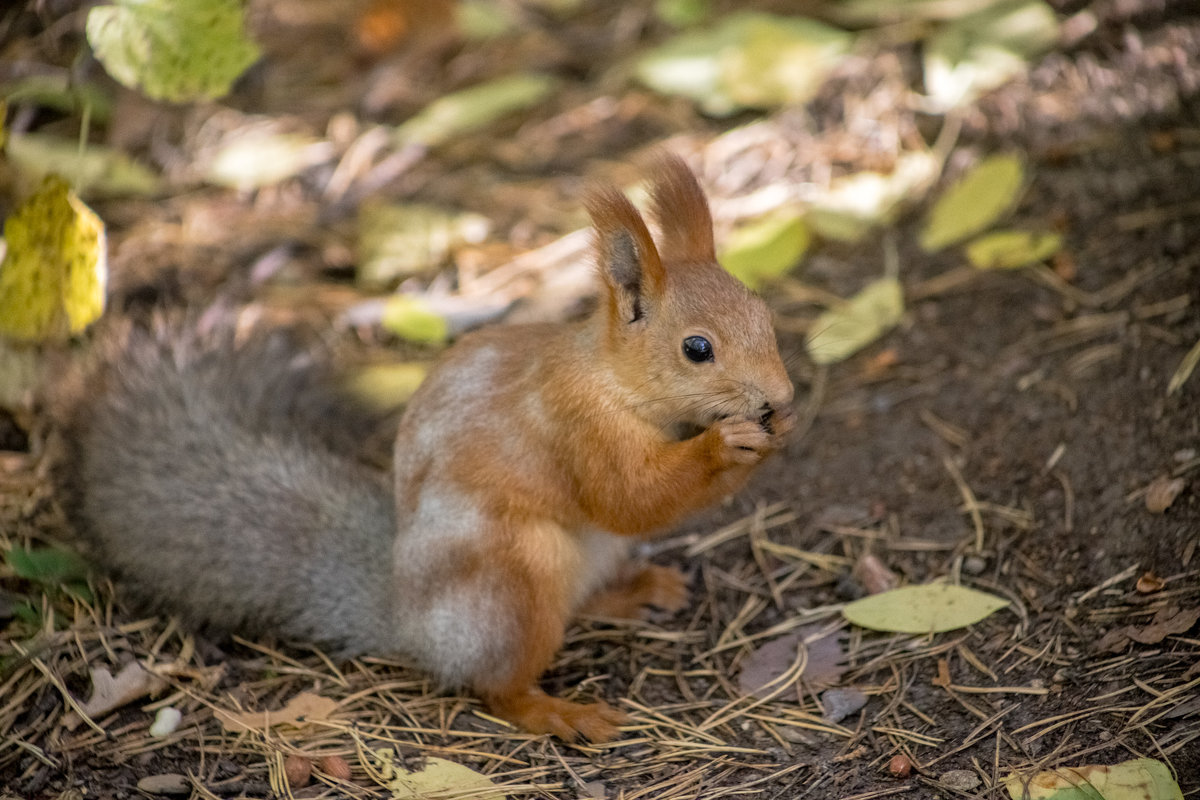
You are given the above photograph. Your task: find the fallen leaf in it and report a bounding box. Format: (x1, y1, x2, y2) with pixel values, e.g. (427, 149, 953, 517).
(0, 175, 107, 343)
(1144, 475, 1186, 514)
(381, 295, 450, 344)
(70, 661, 166, 728)
(635, 12, 852, 116)
(1125, 606, 1199, 645)
(923, 0, 1059, 112)
(357, 202, 490, 289)
(655, 0, 711, 27)
(86, 0, 260, 103)
(1003, 758, 1183, 800)
(738, 625, 846, 698)
(373, 750, 507, 800)
(843, 583, 1009, 634)
(807, 278, 904, 365)
(1167, 338, 1200, 396)
(920, 154, 1025, 252)
(719, 209, 809, 289)
(6, 133, 160, 199)
(136, 773, 191, 796)
(216, 691, 338, 734)
(806, 152, 939, 242)
(6, 545, 89, 584)
(346, 363, 430, 410)
(394, 73, 557, 148)
(206, 130, 334, 190)
(966, 230, 1062, 269)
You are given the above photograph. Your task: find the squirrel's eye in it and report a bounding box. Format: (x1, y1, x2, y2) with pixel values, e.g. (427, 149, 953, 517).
(682, 336, 714, 363)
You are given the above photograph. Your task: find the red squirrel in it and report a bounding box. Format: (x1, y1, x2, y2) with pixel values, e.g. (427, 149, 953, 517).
(58, 155, 795, 742)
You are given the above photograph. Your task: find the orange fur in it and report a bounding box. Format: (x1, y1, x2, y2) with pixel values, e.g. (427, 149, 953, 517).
(390, 155, 795, 741)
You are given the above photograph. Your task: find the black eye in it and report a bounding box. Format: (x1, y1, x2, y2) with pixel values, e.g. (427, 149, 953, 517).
(682, 336, 714, 363)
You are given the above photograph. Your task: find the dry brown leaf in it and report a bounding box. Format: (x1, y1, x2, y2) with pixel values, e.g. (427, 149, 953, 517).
(1125, 606, 1200, 645)
(1135, 571, 1165, 594)
(738, 625, 845, 698)
(68, 661, 166, 729)
(216, 691, 338, 734)
(853, 552, 899, 595)
(1144, 475, 1186, 513)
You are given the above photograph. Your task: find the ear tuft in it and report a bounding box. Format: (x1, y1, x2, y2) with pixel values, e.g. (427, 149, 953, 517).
(585, 185, 665, 323)
(648, 154, 715, 263)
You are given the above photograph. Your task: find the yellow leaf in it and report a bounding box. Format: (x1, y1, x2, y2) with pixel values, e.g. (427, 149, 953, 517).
(373, 750, 507, 800)
(720, 209, 809, 289)
(920, 154, 1025, 252)
(346, 363, 430, 410)
(1003, 758, 1182, 800)
(1167, 338, 1200, 396)
(215, 691, 338, 734)
(358, 202, 490, 289)
(843, 583, 1009, 634)
(806, 278, 903, 365)
(966, 230, 1062, 269)
(381, 295, 450, 344)
(394, 74, 557, 148)
(0, 175, 107, 342)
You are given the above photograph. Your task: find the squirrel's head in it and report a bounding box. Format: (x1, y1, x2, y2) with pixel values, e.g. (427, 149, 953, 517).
(586, 155, 794, 436)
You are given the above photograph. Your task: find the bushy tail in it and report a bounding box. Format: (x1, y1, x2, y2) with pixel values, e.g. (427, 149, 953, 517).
(51, 320, 399, 654)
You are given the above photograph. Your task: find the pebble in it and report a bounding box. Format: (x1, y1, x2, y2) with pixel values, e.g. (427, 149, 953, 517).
(136, 774, 190, 795)
(939, 769, 980, 791)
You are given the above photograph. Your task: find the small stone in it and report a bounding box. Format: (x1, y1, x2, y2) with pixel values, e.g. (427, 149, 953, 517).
(284, 755, 312, 788)
(962, 555, 987, 575)
(148, 707, 182, 738)
(939, 769, 980, 791)
(1145, 476, 1186, 514)
(318, 755, 352, 781)
(136, 774, 190, 795)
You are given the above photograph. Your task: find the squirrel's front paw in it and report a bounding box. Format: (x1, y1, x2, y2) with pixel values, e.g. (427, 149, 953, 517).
(712, 417, 773, 466)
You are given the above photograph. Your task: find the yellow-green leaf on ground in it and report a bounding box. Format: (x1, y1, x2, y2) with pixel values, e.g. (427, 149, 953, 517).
(346, 363, 430, 411)
(1167, 338, 1200, 396)
(381, 295, 449, 344)
(924, 0, 1059, 112)
(6, 133, 161, 198)
(357, 202, 491, 289)
(1, 74, 113, 122)
(0, 175, 107, 342)
(966, 230, 1062, 269)
(843, 583, 1009, 633)
(807, 151, 940, 242)
(806, 278, 903, 365)
(1003, 758, 1183, 800)
(394, 74, 557, 148)
(719, 209, 809, 289)
(920, 153, 1025, 252)
(206, 130, 334, 190)
(373, 750, 506, 800)
(655, 0, 711, 27)
(0, 340, 41, 408)
(86, 0, 260, 103)
(635, 12, 852, 116)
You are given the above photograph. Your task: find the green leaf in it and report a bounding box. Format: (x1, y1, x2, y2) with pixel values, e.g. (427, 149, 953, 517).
(1, 75, 113, 122)
(719, 209, 809, 289)
(7, 546, 90, 585)
(394, 74, 557, 148)
(357, 202, 490, 289)
(806, 278, 904, 365)
(966, 230, 1062, 269)
(86, 0, 261, 103)
(381, 295, 449, 344)
(807, 151, 939, 242)
(7, 133, 161, 198)
(635, 12, 852, 115)
(1003, 758, 1182, 800)
(924, 0, 1060, 112)
(655, 0, 711, 27)
(0, 175, 107, 342)
(205, 130, 333, 190)
(843, 583, 1008, 633)
(920, 153, 1025, 252)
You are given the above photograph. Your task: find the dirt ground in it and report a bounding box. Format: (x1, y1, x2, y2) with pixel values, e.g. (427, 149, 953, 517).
(1, 0, 1198, 798)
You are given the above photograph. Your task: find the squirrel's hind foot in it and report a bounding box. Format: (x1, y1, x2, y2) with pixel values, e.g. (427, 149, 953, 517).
(487, 688, 627, 742)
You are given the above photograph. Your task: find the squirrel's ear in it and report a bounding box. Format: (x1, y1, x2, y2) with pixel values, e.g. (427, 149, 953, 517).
(586, 186, 666, 324)
(648, 154, 715, 263)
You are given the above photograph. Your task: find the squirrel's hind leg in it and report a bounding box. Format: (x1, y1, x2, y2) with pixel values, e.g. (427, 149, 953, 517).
(578, 564, 689, 621)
